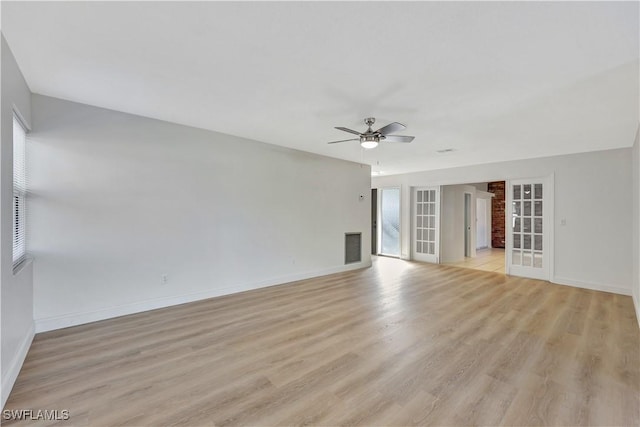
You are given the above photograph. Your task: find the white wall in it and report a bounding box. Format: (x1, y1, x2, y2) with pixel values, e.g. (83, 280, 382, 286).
(469, 183, 489, 192)
(29, 95, 371, 332)
(373, 148, 633, 295)
(1, 35, 34, 408)
(476, 190, 493, 249)
(440, 184, 478, 263)
(632, 128, 639, 325)
(440, 185, 463, 263)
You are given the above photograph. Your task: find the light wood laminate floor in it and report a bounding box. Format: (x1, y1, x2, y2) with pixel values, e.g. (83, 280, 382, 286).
(5, 257, 639, 426)
(445, 247, 505, 274)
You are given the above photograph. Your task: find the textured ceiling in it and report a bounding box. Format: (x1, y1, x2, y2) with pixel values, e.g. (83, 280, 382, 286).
(2, 1, 639, 175)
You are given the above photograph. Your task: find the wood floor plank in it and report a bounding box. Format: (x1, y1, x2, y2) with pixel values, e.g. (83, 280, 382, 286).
(4, 256, 639, 426)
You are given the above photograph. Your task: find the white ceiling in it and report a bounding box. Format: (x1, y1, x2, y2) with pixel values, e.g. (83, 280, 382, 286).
(2, 1, 639, 175)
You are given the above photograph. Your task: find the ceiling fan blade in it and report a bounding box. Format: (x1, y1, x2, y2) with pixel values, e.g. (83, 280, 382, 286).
(327, 138, 359, 144)
(383, 135, 415, 143)
(375, 122, 406, 136)
(335, 126, 362, 136)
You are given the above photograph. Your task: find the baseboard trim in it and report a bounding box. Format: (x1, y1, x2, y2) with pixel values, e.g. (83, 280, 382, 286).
(552, 276, 632, 296)
(2, 322, 35, 409)
(35, 261, 371, 333)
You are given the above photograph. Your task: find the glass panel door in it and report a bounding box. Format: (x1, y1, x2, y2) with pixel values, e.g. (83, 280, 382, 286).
(380, 188, 400, 257)
(413, 187, 440, 263)
(508, 178, 549, 280)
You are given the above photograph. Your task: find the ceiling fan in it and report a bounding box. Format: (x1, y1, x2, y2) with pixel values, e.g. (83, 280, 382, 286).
(328, 117, 415, 149)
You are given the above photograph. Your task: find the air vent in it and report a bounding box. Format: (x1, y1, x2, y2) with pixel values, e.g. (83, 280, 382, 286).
(345, 233, 362, 264)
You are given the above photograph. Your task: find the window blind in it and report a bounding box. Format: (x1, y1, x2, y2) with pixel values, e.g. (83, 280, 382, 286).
(13, 115, 26, 267)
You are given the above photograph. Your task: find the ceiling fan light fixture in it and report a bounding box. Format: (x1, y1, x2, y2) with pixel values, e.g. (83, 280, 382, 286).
(360, 136, 379, 149)
(328, 118, 413, 148)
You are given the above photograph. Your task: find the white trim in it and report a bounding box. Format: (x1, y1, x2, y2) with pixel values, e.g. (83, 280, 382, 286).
(552, 276, 632, 296)
(1, 322, 35, 409)
(35, 261, 371, 333)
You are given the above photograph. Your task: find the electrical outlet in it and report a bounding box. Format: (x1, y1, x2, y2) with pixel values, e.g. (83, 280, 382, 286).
(161, 274, 168, 285)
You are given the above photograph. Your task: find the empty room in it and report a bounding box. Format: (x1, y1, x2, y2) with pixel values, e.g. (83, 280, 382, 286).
(1, 1, 639, 426)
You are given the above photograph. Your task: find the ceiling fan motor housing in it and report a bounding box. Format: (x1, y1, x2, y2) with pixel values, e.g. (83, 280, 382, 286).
(361, 134, 379, 144)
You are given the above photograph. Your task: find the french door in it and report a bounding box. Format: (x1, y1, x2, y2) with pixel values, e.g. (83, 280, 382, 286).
(507, 177, 551, 280)
(413, 187, 440, 263)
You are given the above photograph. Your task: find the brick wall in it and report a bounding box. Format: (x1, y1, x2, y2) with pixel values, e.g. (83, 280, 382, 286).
(487, 181, 506, 248)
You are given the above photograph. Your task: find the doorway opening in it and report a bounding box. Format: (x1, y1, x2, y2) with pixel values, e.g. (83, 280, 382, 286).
(464, 192, 472, 257)
(441, 182, 506, 274)
(371, 189, 377, 255)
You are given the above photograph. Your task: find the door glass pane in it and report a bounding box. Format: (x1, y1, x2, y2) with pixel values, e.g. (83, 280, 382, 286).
(416, 242, 422, 253)
(534, 201, 542, 216)
(514, 217, 521, 232)
(523, 218, 531, 233)
(523, 252, 532, 266)
(534, 218, 542, 233)
(417, 191, 423, 203)
(381, 188, 400, 256)
(534, 184, 543, 199)
(523, 234, 531, 249)
(534, 235, 542, 251)
(513, 202, 521, 216)
(428, 242, 435, 254)
(514, 234, 521, 248)
(533, 253, 543, 268)
(524, 201, 531, 216)
(512, 250, 521, 265)
(513, 185, 521, 200)
(523, 184, 531, 199)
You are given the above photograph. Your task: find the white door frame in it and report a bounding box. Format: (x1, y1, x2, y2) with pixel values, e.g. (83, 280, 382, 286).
(505, 174, 554, 280)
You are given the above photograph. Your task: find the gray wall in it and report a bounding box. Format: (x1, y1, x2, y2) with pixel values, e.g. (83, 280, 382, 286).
(1, 35, 34, 408)
(29, 95, 371, 331)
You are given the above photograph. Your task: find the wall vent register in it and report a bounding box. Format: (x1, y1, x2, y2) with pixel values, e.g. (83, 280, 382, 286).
(345, 233, 362, 264)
